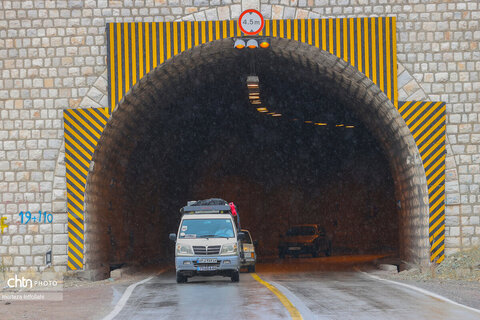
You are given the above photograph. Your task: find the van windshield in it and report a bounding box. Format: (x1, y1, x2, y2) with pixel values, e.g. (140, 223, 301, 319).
(179, 219, 234, 239)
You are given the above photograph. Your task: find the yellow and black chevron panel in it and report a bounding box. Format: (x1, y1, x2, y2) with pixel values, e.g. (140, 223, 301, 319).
(399, 101, 446, 263)
(107, 17, 397, 113)
(64, 108, 109, 270)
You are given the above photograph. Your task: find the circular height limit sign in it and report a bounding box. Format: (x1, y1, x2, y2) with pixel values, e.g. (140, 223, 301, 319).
(239, 9, 265, 35)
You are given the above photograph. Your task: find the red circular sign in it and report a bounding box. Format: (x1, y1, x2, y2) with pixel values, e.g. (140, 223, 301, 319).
(238, 9, 265, 35)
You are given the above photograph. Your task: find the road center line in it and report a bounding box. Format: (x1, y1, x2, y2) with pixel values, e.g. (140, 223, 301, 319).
(251, 273, 303, 320)
(361, 271, 480, 315)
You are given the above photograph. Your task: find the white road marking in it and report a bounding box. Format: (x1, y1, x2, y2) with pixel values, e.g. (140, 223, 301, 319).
(102, 276, 153, 320)
(362, 271, 480, 315)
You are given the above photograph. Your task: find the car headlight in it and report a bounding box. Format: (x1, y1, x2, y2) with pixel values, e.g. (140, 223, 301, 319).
(176, 244, 193, 256)
(221, 243, 237, 255)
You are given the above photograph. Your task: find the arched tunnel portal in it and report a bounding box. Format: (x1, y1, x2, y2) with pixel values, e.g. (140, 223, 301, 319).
(84, 38, 429, 277)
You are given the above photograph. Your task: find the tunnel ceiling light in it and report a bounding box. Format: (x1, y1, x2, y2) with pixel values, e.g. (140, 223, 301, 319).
(246, 39, 258, 49)
(234, 39, 246, 49)
(336, 124, 344, 127)
(256, 107, 268, 112)
(346, 125, 355, 128)
(251, 100, 262, 104)
(272, 113, 282, 117)
(305, 121, 313, 124)
(315, 123, 327, 126)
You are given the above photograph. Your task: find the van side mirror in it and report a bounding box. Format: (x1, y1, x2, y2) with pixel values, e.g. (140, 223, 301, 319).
(237, 231, 246, 241)
(169, 233, 177, 241)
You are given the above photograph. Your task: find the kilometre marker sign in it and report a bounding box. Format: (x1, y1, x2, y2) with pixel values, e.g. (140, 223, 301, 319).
(239, 9, 265, 35)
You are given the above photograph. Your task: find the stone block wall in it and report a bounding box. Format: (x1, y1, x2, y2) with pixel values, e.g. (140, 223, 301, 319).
(0, 0, 479, 272)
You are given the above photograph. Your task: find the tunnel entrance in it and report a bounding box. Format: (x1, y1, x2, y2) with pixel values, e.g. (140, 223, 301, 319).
(84, 38, 429, 277)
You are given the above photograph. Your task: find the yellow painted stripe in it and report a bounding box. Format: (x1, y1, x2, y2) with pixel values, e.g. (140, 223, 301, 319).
(287, 19, 291, 40)
(173, 22, 178, 56)
(385, 17, 391, 101)
(68, 220, 85, 241)
(349, 18, 354, 66)
(328, 19, 334, 54)
(273, 19, 278, 38)
(412, 103, 443, 136)
(130, 23, 137, 86)
(427, 164, 445, 185)
(371, 18, 376, 84)
(159, 22, 165, 62)
(321, 19, 326, 51)
(301, 19, 306, 43)
(308, 19, 312, 45)
(401, 101, 422, 122)
(194, 21, 199, 46)
(293, 19, 298, 41)
(208, 21, 213, 42)
(429, 202, 445, 224)
(430, 218, 445, 239)
(65, 142, 89, 168)
(215, 20, 220, 40)
(68, 250, 83, 267)
(336, 18, 340, 57)
(84, 108, 107, 126)
(266, 19, 270, 37)
(187, 21, 192, 50)
(425, 152, 445, 177)
(124, 23, 130, 92)
(166, 22, 171, 60)
(64, 114, 97, 147)
(145, 22, 151, 74)
(279, 20, 284, 38)
(392, 17, 398, 105)
(109, 24, 115, 110)
(68, 228, 84, 249)
(314, 19, 319, 48)
(406, 102, 431, 126)
(66, 181, 85, 205)
(222, 20, 227, 39)
(417, 116, 445, 150)
(251, 274, 303, 319)
(201, 21, 206, 43)
(357, 17, 362, 73)
(181, 21, 186, 52)
(64, 123, 94, 153)
(229, 20, 234, 38)
(343, 18, 347, 61)
(434, 251, 445, 263)
(68, 260, 78, 270)
(69, 242, 83, 259)
(66, 172, 85, 193)
(422, 137, 444, 164)
(68, 212, 84, 231)
(429, 196, 445, 216)
(67, 193, 84, 211)
(364, 18, 369, 78)
(68, 111, 101, 140)
(139, 23, 144, 78)
(378, 17, 384, 93)
(152, 22, 157, 68)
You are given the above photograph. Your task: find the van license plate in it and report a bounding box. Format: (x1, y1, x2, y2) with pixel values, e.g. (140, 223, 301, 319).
(197, 258, 217, 263)
(198, 266, 217, 271)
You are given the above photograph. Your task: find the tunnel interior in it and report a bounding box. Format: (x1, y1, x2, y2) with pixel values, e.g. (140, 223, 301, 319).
(85, 38, 429, 275)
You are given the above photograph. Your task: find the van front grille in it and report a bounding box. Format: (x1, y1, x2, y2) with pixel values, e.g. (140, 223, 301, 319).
(192, 245, 221, 255)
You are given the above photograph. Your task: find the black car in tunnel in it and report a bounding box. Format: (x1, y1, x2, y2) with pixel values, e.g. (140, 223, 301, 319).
(278, 224, 332, 258)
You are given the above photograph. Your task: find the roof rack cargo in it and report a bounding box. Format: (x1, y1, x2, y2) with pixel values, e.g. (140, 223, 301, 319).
(180, 198, 241, 229)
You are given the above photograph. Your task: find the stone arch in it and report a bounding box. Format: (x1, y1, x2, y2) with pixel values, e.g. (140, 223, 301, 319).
(81, 37, 429, 277)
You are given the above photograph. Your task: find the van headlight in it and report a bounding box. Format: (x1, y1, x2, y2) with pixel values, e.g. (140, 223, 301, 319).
(176, 244, 193, 256)
(221, 243, 237, 255)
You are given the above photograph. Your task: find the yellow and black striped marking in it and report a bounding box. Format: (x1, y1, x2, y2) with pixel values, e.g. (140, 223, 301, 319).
(107, 17, 398, 113)
(399, 101, 446, 263)
(64, 108, 109, 270)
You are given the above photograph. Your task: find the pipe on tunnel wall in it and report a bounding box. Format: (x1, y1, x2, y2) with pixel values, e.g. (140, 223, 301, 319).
(83, 38, 429, 277)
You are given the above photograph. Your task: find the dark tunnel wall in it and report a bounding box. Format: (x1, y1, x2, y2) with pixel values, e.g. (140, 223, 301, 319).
(84, 38, 429, 277)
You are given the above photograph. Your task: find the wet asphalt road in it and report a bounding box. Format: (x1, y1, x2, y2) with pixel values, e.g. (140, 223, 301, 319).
(112, 258, 480, 320)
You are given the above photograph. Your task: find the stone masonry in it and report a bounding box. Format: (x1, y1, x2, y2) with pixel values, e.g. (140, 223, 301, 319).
(0, 0, 479, 272)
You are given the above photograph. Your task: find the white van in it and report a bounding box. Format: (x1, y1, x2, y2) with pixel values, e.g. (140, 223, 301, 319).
(169, 199, 245, 283)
